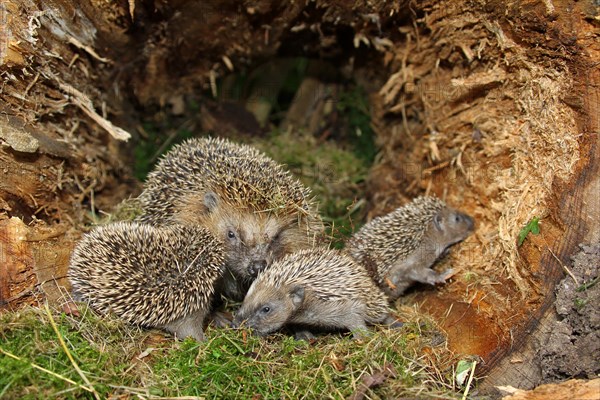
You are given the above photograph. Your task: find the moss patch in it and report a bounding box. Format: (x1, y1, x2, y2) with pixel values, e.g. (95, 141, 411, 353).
(0, 305, 462, 399)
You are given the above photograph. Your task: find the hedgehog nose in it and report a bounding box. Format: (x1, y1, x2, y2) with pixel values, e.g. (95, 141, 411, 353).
(248, 260, 268, 277)
(463, 214, 475, 230)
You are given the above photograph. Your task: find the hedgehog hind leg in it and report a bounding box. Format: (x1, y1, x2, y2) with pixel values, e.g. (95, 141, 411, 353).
(382, 314, 404, 329)
(162, 309, 208, 341)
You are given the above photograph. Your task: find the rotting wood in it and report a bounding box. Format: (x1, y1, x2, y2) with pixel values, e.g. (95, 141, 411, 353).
(0, 218, 36, 309)
(480, 3, 600, 387)
(367, 1, 598, 384)
(0, 0, 139, 310)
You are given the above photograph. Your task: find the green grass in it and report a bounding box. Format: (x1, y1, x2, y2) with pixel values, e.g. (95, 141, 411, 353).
(336, 84, 378, 164)
(0, 306, 148, 399)
(0, 304, 462, 399)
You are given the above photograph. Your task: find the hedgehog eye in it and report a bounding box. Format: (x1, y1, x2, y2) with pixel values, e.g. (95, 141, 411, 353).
(271, 228, 284, 242)
(227, 230, 236, 239)
(260, 306, 271, 314)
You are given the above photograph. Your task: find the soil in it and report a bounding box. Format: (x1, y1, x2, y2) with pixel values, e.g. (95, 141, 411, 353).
(539, 243, 600, 382)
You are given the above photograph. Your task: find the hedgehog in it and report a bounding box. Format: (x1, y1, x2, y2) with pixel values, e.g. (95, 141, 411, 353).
(233, 247, 399, 339)
(136, 137, 323, 301)
(345, 196, 474, 301)
(68, 221, 225, 341)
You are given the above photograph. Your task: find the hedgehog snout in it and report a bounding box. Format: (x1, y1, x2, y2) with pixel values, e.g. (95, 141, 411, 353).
(466, 215, 475, 231)
(458, 212, 475, 231)
(248, 259, 268, 277)
(232, 315, 263, 336)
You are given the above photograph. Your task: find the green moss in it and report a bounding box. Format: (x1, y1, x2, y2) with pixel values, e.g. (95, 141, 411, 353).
(574, 298, 587, 309)
(0, 306, 461, 399)
(151, 325, 452, 398)
(0, 306, 149, 399)
(98, 198, 144, 224)
(337, 84, 377, 164)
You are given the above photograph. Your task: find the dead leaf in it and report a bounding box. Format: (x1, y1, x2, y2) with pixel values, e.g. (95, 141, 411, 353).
(62, 301, 80, 317)
(328, 352, 345, 372)
(137, 347, 156, 360)
(347, 363, 397, 400)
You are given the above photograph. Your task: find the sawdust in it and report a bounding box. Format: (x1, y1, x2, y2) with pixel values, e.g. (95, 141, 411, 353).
(369, 0, 581, 314)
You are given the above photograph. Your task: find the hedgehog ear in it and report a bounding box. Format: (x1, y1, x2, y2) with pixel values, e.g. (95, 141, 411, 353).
(433, 212, 444, 231)
(204, 191, 220, 213)
(288, 285, 305, 309)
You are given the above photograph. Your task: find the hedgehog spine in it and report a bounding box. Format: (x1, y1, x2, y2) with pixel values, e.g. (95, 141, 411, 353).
(135, 137, 324, 302)
(68, 221, 225, 341)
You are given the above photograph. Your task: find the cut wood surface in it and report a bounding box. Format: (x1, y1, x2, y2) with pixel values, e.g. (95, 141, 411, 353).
(499, 378, 600, 400)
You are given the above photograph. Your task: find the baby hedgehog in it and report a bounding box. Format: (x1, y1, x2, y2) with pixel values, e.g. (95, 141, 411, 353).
(345, 196, 474, 301)
(68, 221, 225, 341)
(137, 137, 323, 301)
(233, 248, 396, 339)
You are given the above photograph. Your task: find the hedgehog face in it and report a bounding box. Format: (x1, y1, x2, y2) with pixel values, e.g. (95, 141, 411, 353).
(220, 212, 290, 278)
(431, 207, 475, 250)
(177, 190, 315, 286)
(234, 282, 305, 336)
(197, 191, 312, 280)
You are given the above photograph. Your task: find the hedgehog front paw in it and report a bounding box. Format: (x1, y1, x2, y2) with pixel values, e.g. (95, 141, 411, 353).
(438, 268, 455, 282)
(412, 268, 454, 286)
(210, 310, 234, 328)
(294, 329, 317, 341)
